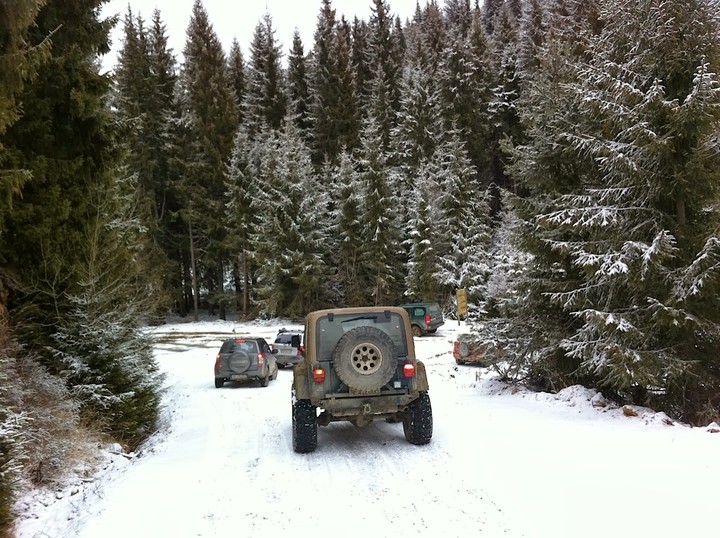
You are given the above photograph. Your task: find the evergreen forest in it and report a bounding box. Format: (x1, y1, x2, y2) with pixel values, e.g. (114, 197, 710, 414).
(1, 0, 719, 533)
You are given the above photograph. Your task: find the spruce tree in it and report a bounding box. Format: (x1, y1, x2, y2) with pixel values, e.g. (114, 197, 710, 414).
(308, 0, 342, 164)
(114, 7, 177, 318)
(0, 0, 49, 529)
(249, 123, 331, 317)
(357, 114, 403, 304)
(180, 0, 239, 318)
(404, 160, 443, 302)
(2, 0, 165, 458)
(507, 0, 720, 422)
(434, 126, 492, 302)
(243, 13, 287, 138)
(225, 127, 258, 318)
(286, 30, 311, 137)
(227, 38, 246, 124)
(330, 150, 365, 306)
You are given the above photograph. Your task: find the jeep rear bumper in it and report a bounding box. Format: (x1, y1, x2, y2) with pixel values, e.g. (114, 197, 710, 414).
(313, 390, 418, 423)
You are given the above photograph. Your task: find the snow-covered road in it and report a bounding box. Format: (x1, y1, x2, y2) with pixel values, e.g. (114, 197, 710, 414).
(15, 319, 720, 538)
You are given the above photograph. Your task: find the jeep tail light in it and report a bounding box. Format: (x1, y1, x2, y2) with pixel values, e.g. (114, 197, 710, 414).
(403, 362, 415, 378)
(425, 314, 431, 325)
(257, 352, 265, 366)
(312, 367, 326, 383)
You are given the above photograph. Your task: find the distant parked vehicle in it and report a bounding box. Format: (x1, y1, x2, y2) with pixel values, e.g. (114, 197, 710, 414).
(214, 337, 278, 388)
(453, 333, 504, 366)
(400, 302, 444, 337)
(272, 329, 304, 368)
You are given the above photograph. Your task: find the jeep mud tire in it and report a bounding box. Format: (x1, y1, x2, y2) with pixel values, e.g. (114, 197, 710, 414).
(403, 391, 433, 445)
(332, 326, 397, 392)
(292, 398, 317, 453)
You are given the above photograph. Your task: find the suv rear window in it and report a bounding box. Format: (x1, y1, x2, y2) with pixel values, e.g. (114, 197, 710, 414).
(275, 333, 302, 346)
(316, 312, 408, 360)
(427, 304, 442, 316)
(220, 339, 259, 353)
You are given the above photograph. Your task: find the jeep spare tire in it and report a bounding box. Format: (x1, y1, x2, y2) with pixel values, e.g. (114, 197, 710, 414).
(332, 326, 397, 392)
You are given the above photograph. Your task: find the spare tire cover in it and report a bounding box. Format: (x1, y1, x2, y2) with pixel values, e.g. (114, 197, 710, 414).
(332, 326, 397, 392)
(229, 350, 251, 374)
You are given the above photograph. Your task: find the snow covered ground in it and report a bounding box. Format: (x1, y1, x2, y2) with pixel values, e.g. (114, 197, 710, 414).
(13, 318, 720, 538)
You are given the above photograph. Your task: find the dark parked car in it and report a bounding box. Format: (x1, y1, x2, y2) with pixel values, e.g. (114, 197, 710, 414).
(400, 302, 444, 337)
(272, 329, 304, 368)
(214, 337, 278, 388)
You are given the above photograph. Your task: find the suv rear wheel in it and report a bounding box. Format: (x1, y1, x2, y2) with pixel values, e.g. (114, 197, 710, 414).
(292, 397, 317, 453)
(403, 392, 433, 445)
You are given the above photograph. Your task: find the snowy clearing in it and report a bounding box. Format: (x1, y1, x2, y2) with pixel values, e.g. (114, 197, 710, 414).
(14, 319, 720, 538)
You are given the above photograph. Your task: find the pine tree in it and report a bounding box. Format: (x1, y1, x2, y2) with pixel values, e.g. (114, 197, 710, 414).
(404, 160, 443, 302)
(357, 114, 403, 304)
(286, 30, 311, 137)
(249, 123, 331, 317)
(180, 0, 239, 318)
(0, 0, 50, 251)
(49, 174, 165, 447)
(227, 38, 246, 124)
(114, 7, 178, 318)
(434, 127, 492, 302)
(330, 150, 365, 305)
(507, 0, 720, 422)
(3, 0, 121, 334)
(308, 0, 342, 164)
(367, 0, 402, 151)
(225, 127, 258, 318)
(436, 12, 495, 186)
(243, 12, 287, 138)
(486, 2, 521, 189)
(0, 1, 49, 528)
(2, 0, 165, 468)
(351, 17, 373, 110)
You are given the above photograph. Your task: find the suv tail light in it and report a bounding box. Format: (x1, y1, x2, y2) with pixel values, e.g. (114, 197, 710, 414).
(257, 352, 265, 366)
(453, 341, 460, 358)
(425, 314, 431, 325)
(403, 362, 415, 378)
(312, 367, 326, 383)
(215, 353, 222, 369)
(297, 347, 303, 356)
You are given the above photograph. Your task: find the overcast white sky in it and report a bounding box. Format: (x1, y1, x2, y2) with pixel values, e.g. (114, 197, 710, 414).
(100, 0, 437, 72)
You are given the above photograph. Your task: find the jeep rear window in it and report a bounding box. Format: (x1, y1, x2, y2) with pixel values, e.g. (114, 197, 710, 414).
(316, 313, 408, 360)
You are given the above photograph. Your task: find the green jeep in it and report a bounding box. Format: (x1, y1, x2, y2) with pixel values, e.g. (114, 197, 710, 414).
(291, 306, 433, 453)
(400, 302, 445, 337)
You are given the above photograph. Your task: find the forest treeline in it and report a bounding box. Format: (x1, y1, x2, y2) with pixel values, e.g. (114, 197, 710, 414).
(1, 0, 720, 533)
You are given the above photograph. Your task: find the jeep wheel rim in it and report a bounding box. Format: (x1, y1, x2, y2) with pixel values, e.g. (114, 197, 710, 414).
(350, 342, 383, 375)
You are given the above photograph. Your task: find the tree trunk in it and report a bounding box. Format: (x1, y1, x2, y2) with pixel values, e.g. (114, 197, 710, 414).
(676, 197, 686, 227)
(242, 247, 249, 320)
(189, 219, 199, 322)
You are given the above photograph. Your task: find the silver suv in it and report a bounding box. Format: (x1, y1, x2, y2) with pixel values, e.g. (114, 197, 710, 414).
(214, 337, 278, 388)
(272, 329, 304, 368)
